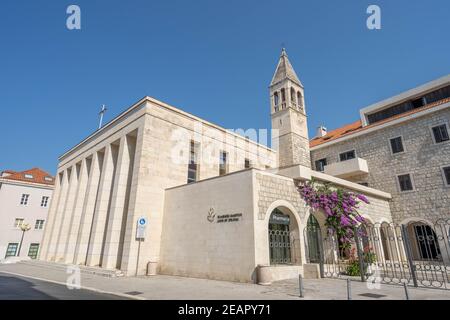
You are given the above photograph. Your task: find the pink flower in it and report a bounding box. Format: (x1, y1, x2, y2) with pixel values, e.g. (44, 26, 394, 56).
(357, 194, 369, 204)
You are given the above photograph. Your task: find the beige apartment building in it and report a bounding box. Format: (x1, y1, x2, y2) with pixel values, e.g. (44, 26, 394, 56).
(0, 168, 54, 260)
(39, 50, 449, 283)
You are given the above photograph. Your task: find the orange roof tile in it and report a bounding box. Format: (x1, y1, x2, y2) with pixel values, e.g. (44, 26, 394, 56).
(310, 97, 450, 148)
(0, 168, 55, 186)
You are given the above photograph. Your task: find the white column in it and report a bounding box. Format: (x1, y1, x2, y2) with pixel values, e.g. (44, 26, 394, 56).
(119, 127, 146, 275)
(63, 158, 90, 263)
(39, 171, 63, 260)
(45, 169, 70, 261)
(86, 144, 117, 267)
(54, 164, 80, 261)
(102, 136, 135, 269)
(73, 152, 102, 265)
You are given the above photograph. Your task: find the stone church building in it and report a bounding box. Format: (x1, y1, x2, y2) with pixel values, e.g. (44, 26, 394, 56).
(39, 50, 449, 283)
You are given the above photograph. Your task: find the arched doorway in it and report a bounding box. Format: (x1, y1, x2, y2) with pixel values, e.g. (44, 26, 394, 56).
(268, 207, 301, 265)
(306, 214, 321, 263)
(407, 222, 441, 261)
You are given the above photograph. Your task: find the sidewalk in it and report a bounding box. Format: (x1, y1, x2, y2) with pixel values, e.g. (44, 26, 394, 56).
(0, 262, 449, 300)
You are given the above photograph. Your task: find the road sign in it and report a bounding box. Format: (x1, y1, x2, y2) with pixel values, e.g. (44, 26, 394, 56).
(136, 216, 147, 239)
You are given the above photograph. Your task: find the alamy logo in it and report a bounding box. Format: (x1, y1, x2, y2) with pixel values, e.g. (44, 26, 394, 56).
(207, 208, 216, 223)
(66, 5, 81, 30)
(367, 5, 381, 30)
(66, 265, 81, 290)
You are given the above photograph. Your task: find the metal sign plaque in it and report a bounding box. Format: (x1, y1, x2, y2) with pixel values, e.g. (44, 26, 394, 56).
(136, 216, 147, 239)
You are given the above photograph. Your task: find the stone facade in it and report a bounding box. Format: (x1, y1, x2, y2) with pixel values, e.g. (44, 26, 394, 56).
(40, 98, 277, 276)
(39, 49, 405, 283)
(161, 169, 393, 282)
(311, 107, 450, 224)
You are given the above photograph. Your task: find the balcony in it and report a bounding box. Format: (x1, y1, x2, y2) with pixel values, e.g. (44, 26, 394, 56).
(323, 157, 369, 179)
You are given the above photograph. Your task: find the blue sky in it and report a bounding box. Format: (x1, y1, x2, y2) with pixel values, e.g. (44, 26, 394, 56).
(0, 0, 449, 174)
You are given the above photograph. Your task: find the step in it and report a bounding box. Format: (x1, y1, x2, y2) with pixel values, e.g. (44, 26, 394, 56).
(19, 260, 125, 278)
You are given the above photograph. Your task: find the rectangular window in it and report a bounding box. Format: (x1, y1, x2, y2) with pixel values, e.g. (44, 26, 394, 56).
(432, 124, 449, 143)
(398, 174, 414, 192)
(28, 243, 40, 259)
(187, 140, 200, 184)
(20, 194, 29, 206)
(35, 219, 45, 230)
(390, 136, 404, 154)
(339, 150, 356, 162)
(5, 243, 18, 258)
(244, 158, 251, 169)
(442, 166, 450, 186)
(14, 218, 24, 228)
(40, 196, 49, 208)
(219, 151, 228, 176)
(314, 158, 327, 172)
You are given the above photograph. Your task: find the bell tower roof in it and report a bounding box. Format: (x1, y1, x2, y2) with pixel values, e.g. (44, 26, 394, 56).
(270, 48, 303, 87)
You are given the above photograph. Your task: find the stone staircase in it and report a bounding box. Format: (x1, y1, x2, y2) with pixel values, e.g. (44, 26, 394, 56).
(18, 259, 125, 278)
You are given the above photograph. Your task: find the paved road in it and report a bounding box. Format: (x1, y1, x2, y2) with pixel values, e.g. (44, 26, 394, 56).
(0, 272, 127, 300)
(1, 262, 449, 300)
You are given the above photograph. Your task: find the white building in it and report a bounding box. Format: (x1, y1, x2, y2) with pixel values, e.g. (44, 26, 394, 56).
(310, 75, 450, 262)
(39, 49, 449, 284)
(0, 168, 54, 260)
(40, 50, 450, 282)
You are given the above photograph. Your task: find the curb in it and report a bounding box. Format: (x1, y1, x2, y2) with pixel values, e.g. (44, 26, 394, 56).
(0, 270, 146, 300)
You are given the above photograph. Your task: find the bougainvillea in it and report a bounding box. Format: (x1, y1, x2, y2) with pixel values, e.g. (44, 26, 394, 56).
(298, 179, 369, 249)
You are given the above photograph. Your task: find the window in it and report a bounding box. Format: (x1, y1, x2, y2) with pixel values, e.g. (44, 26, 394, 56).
(187, 140, 199, 184)
(442, 166, 450, 186)
(245, 158, 251, 169)
(24, 174, 34, 179)
(290, 87, 296, 104)
(41, 196, 49, 207)
(219, 151, 228, 176)
(28, 243, 40, 259)
(432, 124, 449, 143)
(281, 88, 286, 102)
(339, 150, 356, 162)
(5, 243, 18, 258)
(20, 194, 29, 205)
(297, 91, 303, 109)
(389, 136, 404, 154)
(14, 218, 24, 228)
(398, 174, 414, 192)
(273, 92, 279, 112)
(367, 85, 450, 124)
(35, 219, 45, 230)
(44, 176, 53, 182)
(314, 158, 327, 172)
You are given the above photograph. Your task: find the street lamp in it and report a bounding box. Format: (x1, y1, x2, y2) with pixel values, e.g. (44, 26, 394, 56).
(17, 223, 31, 257)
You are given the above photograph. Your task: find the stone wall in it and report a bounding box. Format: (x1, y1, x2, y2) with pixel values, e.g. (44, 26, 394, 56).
(161, 170, 257, 282)
(311, 108, 450, 224)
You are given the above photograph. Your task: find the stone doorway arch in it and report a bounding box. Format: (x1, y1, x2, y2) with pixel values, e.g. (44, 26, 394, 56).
(267, 206, 301, 265)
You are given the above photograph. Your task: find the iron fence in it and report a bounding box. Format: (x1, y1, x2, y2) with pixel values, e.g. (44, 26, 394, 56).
(308, 218, 450, 290)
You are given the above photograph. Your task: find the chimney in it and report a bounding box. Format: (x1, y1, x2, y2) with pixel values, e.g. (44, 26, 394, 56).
(316, 126, 327, 138)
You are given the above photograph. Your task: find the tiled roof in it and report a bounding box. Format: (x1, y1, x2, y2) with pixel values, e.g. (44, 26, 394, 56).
(0, 168, 55, 186)
(310, 97, 450, 148)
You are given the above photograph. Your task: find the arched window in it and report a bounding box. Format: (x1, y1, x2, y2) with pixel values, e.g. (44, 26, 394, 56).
(280, 88, 286, 102)
(290, 87, 296, 105)
(273, 92, 279, 106)
(297, 91, 303, 108)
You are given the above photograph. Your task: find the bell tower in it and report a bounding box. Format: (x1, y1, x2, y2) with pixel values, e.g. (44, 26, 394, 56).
(270, 48, 311, 168)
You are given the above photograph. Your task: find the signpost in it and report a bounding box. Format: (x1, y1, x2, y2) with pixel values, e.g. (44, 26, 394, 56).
(135, 217, 147, 276)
